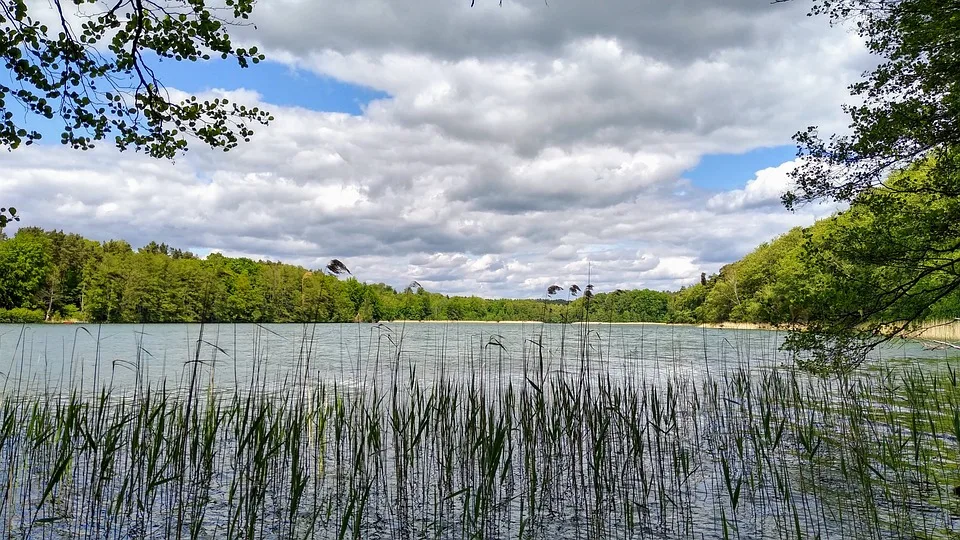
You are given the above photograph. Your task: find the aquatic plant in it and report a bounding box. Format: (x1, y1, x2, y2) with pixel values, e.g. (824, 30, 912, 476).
(0, 322, 957, 539)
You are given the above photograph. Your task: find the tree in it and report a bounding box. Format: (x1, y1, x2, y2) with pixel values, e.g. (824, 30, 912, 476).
(784, 0, 960, 208)
(782, 0, 960, 368)
(786, 160, 960, 371)
(38, 229, 98, 320)
(2, 0, 273, 217)
(0, 207, 18, 231)
(0, 228, 51, 309)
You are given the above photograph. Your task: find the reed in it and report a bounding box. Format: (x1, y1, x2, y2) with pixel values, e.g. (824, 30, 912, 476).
(0, 321, 958, 539)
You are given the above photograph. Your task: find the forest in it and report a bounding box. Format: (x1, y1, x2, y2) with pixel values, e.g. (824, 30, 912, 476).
(676, 157, 960, 332)
(0, 227, 674, 324)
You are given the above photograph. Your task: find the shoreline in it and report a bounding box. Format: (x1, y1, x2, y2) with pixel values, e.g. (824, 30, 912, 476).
(10, 319, 955, 338)
(0, 320, 811, 330)
(383, 320, 797, 331)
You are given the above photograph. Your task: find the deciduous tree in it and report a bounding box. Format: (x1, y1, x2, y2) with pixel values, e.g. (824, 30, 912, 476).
(782, 0, 960, 368)
(2, 0, 272, 218)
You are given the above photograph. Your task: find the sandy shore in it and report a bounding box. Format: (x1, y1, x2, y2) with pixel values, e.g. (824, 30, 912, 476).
(582, 321, 799, 331)
(687, 322, 801, 331)
(383, 320, 799, 330)
(384, 320, 544, 325)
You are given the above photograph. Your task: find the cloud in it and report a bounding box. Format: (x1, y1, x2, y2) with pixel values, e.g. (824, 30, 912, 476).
(2, 0, 864, 297)
(706, 159, 801, 213)
(297, 31, 865, 157)
(247, 0, 821, 65)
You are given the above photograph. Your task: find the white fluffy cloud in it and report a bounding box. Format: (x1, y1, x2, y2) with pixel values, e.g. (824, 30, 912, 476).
(1, 0, 862, 296)
(707, 159, 801, 213)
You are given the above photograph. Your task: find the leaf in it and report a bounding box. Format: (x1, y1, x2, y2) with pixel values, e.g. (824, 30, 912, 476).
(37, 454, 72, 510)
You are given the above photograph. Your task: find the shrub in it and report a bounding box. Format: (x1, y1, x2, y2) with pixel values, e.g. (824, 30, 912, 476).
(55, 304, 81, 322)
(0, 308, 45, 323)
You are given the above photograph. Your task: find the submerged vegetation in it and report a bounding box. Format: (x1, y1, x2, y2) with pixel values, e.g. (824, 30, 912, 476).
(0, 323, 958, 538)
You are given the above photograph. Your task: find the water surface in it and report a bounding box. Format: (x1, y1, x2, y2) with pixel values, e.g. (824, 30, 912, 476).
(1, 322, 950, 394)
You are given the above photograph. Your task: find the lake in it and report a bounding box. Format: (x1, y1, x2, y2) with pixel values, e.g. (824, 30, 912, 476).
(0, 322, 949, 395)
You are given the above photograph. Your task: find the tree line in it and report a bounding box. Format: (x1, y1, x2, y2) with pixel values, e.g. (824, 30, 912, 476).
(0, 228, 679, 324)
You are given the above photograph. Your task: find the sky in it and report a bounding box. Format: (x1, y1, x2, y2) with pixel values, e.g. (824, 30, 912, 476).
(1, 0, 868, 298)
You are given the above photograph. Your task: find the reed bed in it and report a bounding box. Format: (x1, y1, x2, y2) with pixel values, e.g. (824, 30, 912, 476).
(0, 323, 958, 539)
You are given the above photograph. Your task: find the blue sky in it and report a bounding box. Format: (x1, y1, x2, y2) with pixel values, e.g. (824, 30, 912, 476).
(684, 146, 798, 191)
(2, 59, 387, 144)
(157, 59, 797, 191)
(153, 58, 390, 115)
(171, 60, 803, 194)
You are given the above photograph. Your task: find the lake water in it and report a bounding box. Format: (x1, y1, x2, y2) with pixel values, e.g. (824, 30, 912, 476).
(0, 322, 951, 395)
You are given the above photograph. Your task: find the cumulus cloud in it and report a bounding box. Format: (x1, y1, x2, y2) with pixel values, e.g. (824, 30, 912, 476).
(298, 31, 864, 156)
(2, 0, 863, 297)
(706, 159, 801, 213)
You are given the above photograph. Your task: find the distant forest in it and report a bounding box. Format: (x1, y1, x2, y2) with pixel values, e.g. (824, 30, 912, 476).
(0, 227, 669, 324)
(1, 220, 957, 325)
